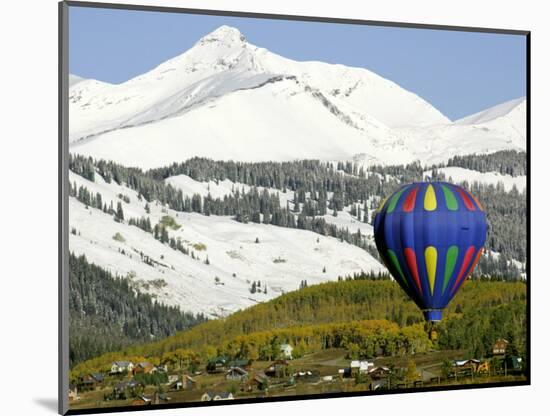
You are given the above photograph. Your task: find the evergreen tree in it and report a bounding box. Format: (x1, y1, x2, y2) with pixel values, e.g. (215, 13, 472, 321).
(115, 202, 124, 222)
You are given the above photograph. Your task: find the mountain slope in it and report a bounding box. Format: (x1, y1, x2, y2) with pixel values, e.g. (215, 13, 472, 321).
(455, 97, 526, 125)
(69, 168, 384, 317)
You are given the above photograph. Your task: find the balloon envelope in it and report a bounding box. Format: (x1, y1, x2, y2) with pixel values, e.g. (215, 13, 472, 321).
(373, 182, 487, 322)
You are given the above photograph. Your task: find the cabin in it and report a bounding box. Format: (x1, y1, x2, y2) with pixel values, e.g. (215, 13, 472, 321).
(265, 360, 290, 378)
(279, 344, 294, 359)
(169, 380, 183, 391)
(227, 358, 253, 370)
(226, 366, 249, 381)
(134, 362, 154, 375)
(110, 361, 134, 375)
(167, 375, 195, 391)
(452, 359, 480, 375)
(155, 365, 168, 373)
(245, 372, 269, 391)
(201, 391, 234, 401)
(453, 359, 480, 368)
(206, 356, 227, 373)
(182, 375, 197, 390)
(493, 339, 509, 356)
(368, 366, 391, 379)
(77, 373, 104, 391)
(113, 380, 141, 400)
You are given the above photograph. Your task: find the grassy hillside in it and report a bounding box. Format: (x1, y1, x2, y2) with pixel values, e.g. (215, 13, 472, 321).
(71, 279, 526, 378)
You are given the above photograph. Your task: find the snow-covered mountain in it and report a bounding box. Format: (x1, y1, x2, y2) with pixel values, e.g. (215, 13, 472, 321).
(69, 74, 85, 87)
(69, 169, 384, 317)
(68, 25, 525, 169)
(455, 97, 526, 126)
(384, 97, 526, 167)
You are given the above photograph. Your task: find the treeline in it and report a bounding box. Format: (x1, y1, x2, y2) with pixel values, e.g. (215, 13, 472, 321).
(446, 150, 527, 177)
(426, 171, 527, 264)
(71, 279, 526, 376)
(69, 153, 526, 276)
(438, 300, 526, 359)
(69, 253, 207, 367)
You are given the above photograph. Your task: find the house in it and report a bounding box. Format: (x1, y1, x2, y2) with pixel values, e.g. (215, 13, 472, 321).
(452, 359, 481, 375)
(154, 364, 168, 373)
(91, 373, 104, 383)
(226, 366, 249, 382)
(110, 361, 134, 374)
(201, 391, 234, 401)
(227, 358, 253, 370)
(181, 375, 197, 390)
(167, 375, 195, 391)
(280, 344, 294, 359)
(368, 366, 391, 379)
(247, 372, 269, 391)
(167, 374, 179, 384)
(265, 360, 289, 377)
(350, 360, 374, 374)
(206, 356, 227, 373)
(134, 362, 154, 375)
(77, 373, 104, 391)
(170, 380, 183, 391)
(493, 339, 509, 356)
(113, 380, 141, 400)
(453, 359, 480, 368)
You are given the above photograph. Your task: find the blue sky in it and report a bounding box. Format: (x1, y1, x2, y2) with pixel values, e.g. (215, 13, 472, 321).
(69, 6, 526, 121)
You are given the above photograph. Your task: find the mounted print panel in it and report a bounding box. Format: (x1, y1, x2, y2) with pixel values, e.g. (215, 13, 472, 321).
(59, 1, 529, 414)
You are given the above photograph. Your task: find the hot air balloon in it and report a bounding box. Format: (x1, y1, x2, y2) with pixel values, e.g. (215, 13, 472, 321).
(373, 182, 487, 323)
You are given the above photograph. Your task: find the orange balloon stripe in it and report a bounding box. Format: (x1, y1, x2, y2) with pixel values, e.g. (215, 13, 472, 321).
(403, 186, 419, 212)
(404, 248, 423, 294)
(471, 194, 484, 211)
(451, 246, 476, 292)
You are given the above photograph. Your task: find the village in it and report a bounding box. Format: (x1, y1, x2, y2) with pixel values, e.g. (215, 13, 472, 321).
(69, 338, 525, 409)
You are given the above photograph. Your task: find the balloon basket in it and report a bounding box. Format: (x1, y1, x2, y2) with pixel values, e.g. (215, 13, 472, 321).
(423, 310, 442, 341)
(423, 310, 442, 321)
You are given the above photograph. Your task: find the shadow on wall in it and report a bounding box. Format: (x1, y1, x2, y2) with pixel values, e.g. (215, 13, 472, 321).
(33, 398, 58, 414)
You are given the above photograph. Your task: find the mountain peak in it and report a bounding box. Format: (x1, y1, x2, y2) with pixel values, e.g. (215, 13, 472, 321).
(197, 25, 247, 46)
